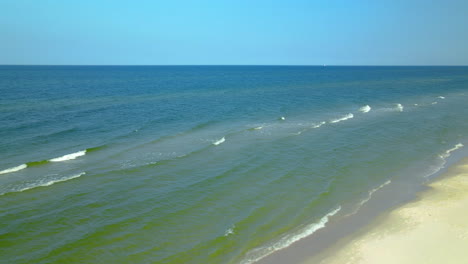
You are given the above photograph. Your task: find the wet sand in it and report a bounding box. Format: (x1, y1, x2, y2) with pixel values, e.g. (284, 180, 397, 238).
(304, 157, 468, 264)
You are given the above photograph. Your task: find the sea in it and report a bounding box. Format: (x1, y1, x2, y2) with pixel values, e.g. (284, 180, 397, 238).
(1, 66, 468, 264)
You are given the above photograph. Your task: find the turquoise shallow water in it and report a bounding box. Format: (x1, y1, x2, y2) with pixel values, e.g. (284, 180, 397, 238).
(1, 66, 468, 263)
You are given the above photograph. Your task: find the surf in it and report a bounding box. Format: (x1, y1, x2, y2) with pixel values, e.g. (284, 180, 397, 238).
(359, 105, 371, 113)
(241, 206, 341, 264)
(1, 172, 85, 196)
(329, 113, 354, 124)
(0, 164, 27, 175)
(213, 137, 226, 146)
(49, 150, 87, 162)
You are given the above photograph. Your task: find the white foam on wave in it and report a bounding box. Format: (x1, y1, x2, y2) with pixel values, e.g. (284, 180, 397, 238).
(359, 180, 391, 207)
(359, 105, 371, 113)
(0, 164, 27, 175)
(253, 126, 263, 130)
(241, 206, 341, 264)
(396, 103, 404, 112)
(329, 113, 354, 124)
(293, 121, 326, 135)
(345, 180, 392, 217)
(432, 101, 438, 105)
(440, 143, 464, 159)
(2, 172, 85, 195)
(49, 150, 86, 162)
(213, 137, 226, 146)
(312, 121, 326, 128)
(438, 96, 445, 99)
(280, 116, 286, 121)
(423, 143, 465, 179)
(224, 225, 235, 237)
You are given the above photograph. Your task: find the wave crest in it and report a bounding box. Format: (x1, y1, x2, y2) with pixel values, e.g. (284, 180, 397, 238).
(213, 137, 226, 146)
(0, 164, 27, 175)
(396, 103, 404, 112)
(49, 150, 86, 162)
(359, 105, 371, 113)
(440, 143, 464, 159)
(330, 113, 354, 124)
(241, 206, 341, 264)
(1, 172, 85, 195)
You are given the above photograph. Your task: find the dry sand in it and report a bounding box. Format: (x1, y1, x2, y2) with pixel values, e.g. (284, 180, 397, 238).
(304, 158, 468, 264)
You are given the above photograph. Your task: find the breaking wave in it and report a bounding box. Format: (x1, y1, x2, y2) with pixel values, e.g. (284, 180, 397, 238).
(358, 180, 391, 208)
(0, 164, 27, 175)
(440, 143, 464, 159)
(312, 121, 326, 128)
(224, 225, 235, 237)
(396, 103, 404, 112)
(240, 206, 341, 264)
(423, 143, 465, 179)
(1, 172, 86, 195)
(329, 113, 354, 124)
(49, 150, 86, 162)
(213, 137, 226, 146)
(359, 105, 371, 113)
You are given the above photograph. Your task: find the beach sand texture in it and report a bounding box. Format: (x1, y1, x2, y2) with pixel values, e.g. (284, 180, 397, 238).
(307, 158, 468, 264)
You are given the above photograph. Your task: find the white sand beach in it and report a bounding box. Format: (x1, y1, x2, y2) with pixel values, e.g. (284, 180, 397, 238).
(305, 158, 468, 264)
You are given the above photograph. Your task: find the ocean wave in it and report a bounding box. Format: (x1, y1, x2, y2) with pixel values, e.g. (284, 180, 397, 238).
(421, 143, 465, 180)
(432, 101, 438, 105)
(224, 225, 235, 237)
(213, 137, 226, 146)
(345, 180, 392, 217)
(396, 103, 404, 112)
(329, 113, 354, 124)
(312, 121, 326, 128)
(248, 126, 263, 131)
(359, 105, 371, 113)
(0, 164, 27, 175)
(1, 172, 85, 195)
(279, 116, 286, 121)
(438, 96, 445, 99)
(241, 206, 341, 264)
(440, 143, 464, 159)
(49, 150, 86, 162)
(359, 180, 391, 208)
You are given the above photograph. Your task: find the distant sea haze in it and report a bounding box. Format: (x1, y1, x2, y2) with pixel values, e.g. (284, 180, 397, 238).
(1, 66, 468, 264)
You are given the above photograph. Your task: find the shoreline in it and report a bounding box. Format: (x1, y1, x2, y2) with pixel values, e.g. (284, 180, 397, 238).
(303, 157, 468, 264)
(256, 150, 468, 264)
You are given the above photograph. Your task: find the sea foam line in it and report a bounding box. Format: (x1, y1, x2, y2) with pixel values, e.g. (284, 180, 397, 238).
(439, 143, 464, 159)
(358, 180, 391, 208)
(49, 150, 86, 162)
(344, 180, 392, 217)
(241, 206, 341, 264)
(329, 113, 354, 124)
(224, 225, 235, 237)
(1, 172, 85, 195)
(423, 143, 465, 179)
(312, 121, 326, 128)
(0, 164, 27, 175)
(359, 105, 371, 113)
(213, 137, 226, 146)
(395, 103, 404, 112)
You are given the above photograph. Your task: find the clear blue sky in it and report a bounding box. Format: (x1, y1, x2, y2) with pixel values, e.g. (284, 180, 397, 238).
(1, 0, 467, 65)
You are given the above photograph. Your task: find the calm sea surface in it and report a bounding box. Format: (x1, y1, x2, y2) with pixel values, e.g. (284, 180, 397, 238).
(1, 66, 468, 263)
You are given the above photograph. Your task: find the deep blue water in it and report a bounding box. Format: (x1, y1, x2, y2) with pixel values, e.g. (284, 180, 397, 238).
(1, 66, 468, 264)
